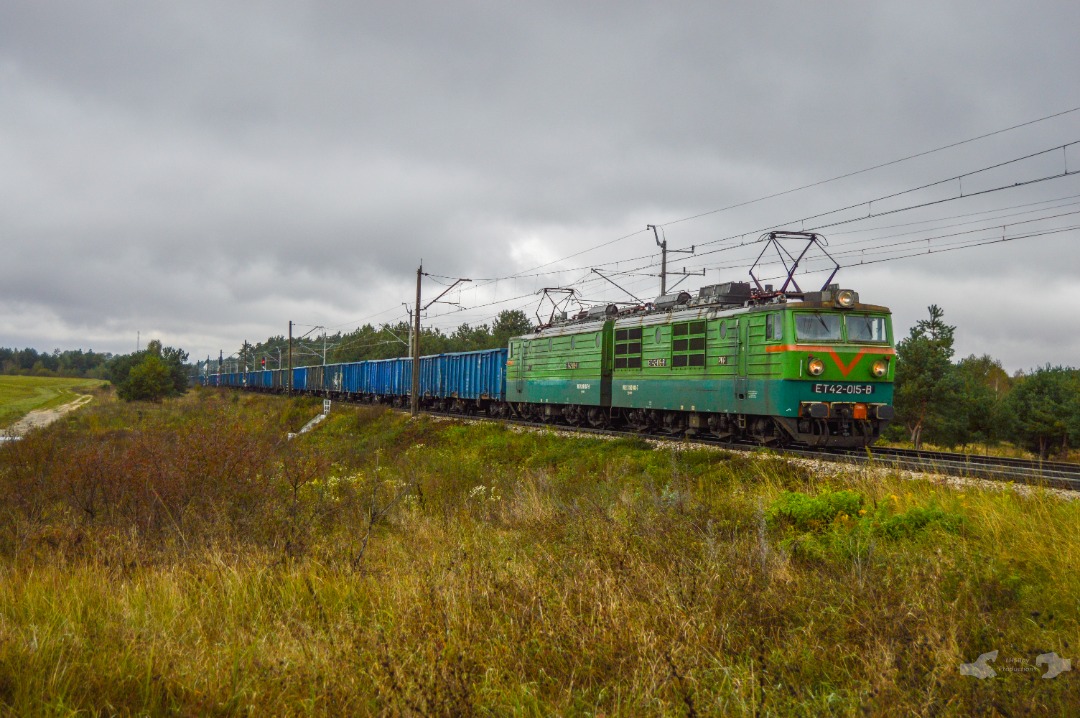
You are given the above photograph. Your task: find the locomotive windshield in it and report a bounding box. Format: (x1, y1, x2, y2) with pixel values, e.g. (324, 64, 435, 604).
(795, 313, 842, 341)
(846, 315, 887, 342)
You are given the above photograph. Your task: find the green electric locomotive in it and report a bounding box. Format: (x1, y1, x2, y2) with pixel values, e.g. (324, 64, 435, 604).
(506, 233, 895, 447)
(507, 282, 894, 447)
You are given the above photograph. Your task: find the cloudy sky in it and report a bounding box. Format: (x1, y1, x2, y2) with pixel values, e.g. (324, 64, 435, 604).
(2, 1, 1079, 372)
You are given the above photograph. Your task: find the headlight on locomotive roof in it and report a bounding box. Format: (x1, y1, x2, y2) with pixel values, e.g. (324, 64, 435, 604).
(871, 360, 888, 378)
(807, 357, 825, 376)
(836, 289, 857, 308)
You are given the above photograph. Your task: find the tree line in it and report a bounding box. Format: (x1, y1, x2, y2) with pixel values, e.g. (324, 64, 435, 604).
(0, 346, 112, 378)
(1, 343, 190, 403)
(890, 305, 1080, 459)
(233, 309, 535, 371)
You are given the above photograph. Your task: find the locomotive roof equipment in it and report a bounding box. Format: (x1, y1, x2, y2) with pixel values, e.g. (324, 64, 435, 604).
(749, 230, 841, 296)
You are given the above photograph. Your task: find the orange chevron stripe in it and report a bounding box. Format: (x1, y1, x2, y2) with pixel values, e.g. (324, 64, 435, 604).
(828, 350, 864, 377)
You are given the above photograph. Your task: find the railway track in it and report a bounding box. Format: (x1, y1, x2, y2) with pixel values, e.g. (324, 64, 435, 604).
(842, 446, 1080, 490)
(419, 407, 1080, 491)
(215, 388, 1077, 492)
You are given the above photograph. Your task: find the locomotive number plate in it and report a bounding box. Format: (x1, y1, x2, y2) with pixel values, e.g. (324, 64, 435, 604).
(812, 383, 875, 396)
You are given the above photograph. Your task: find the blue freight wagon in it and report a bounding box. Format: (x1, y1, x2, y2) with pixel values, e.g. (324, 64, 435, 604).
(210, 348, 510, 416)
(342, 362, 363, 396)
(326, 363, 344, 394)
(291, 367, 309, 393)
(367, 358, 411, 403)
(306, 365, 324, 393)
(392, 358, 412, 398)
(443, 348, 506, 401)
(419, 355, 441, 398)
(271, 369, 286, 391)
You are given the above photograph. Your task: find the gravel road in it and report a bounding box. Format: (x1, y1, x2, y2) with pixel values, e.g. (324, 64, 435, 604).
(1, 394, 94, 440)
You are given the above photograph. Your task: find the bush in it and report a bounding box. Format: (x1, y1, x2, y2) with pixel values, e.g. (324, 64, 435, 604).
(878, 504, 966, 538)
(109, 340, 189, 402)
(116, 354, 174, 401)
(767, 489, 864, 531)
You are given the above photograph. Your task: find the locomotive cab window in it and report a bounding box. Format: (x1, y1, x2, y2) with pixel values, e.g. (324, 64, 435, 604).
(846, 315, 887, 342)
(795, 313, 842, 342)
(614, 327, 643, 369)
(672, 320, 706, 367)
(765, 314, 782, 342)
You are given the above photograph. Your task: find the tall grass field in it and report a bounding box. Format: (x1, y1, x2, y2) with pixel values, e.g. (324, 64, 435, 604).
(0, 376, 105, 429)
(0, 389, 1076, 715)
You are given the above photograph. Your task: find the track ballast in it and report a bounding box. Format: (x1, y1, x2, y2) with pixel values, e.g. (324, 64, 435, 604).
(412, 404, 1080, 492)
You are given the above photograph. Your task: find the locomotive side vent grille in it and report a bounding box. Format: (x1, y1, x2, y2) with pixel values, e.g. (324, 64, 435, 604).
(614, 327, 643, 369)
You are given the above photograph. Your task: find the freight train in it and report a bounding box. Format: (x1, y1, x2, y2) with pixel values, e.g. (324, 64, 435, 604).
(207, 280, 895, 448)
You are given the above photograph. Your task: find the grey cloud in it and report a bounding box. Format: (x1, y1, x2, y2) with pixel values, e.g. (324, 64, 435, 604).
(1, 1, 1078, 370)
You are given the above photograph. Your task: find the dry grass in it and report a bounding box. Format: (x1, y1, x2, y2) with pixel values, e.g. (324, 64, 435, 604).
(0, 389, 1076, 716)
(877, 437, 1080, 463)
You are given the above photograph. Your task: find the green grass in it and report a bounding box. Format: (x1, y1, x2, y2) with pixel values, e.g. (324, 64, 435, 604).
(0, 376, 106, 428)
(0, 389, 1077, 715)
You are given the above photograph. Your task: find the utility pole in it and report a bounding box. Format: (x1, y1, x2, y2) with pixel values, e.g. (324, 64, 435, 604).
(411, 265, 422, 416)
(288, 320, 293, 395)
(648, 224, 698, 295)
(410, 263, 471, 417)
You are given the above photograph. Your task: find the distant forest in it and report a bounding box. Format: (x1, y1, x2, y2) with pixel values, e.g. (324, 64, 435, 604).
(0, 346, 112, 378)
(215, 309, 535, 372)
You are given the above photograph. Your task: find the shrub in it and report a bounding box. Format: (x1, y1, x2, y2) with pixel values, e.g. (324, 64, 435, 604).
(767, 489, 864, 531)
(878, 504, 966, 538)
(116, 354, 174, 402)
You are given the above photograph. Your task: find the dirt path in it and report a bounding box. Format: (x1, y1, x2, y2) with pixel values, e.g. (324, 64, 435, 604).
(2, 394, 94, 439)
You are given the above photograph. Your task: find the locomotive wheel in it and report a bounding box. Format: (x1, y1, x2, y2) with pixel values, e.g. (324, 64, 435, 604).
(626, 409, 651, 432)
(587, 408, 608, 428)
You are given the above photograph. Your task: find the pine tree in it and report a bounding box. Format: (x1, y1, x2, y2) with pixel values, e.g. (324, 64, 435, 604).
(1004, 366, 1077, 459)
(893, 305, 965, 449)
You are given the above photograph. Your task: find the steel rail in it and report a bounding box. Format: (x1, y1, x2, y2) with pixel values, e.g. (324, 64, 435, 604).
(205, 387, 1080, 492)
(414, 407, 1080, 491)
